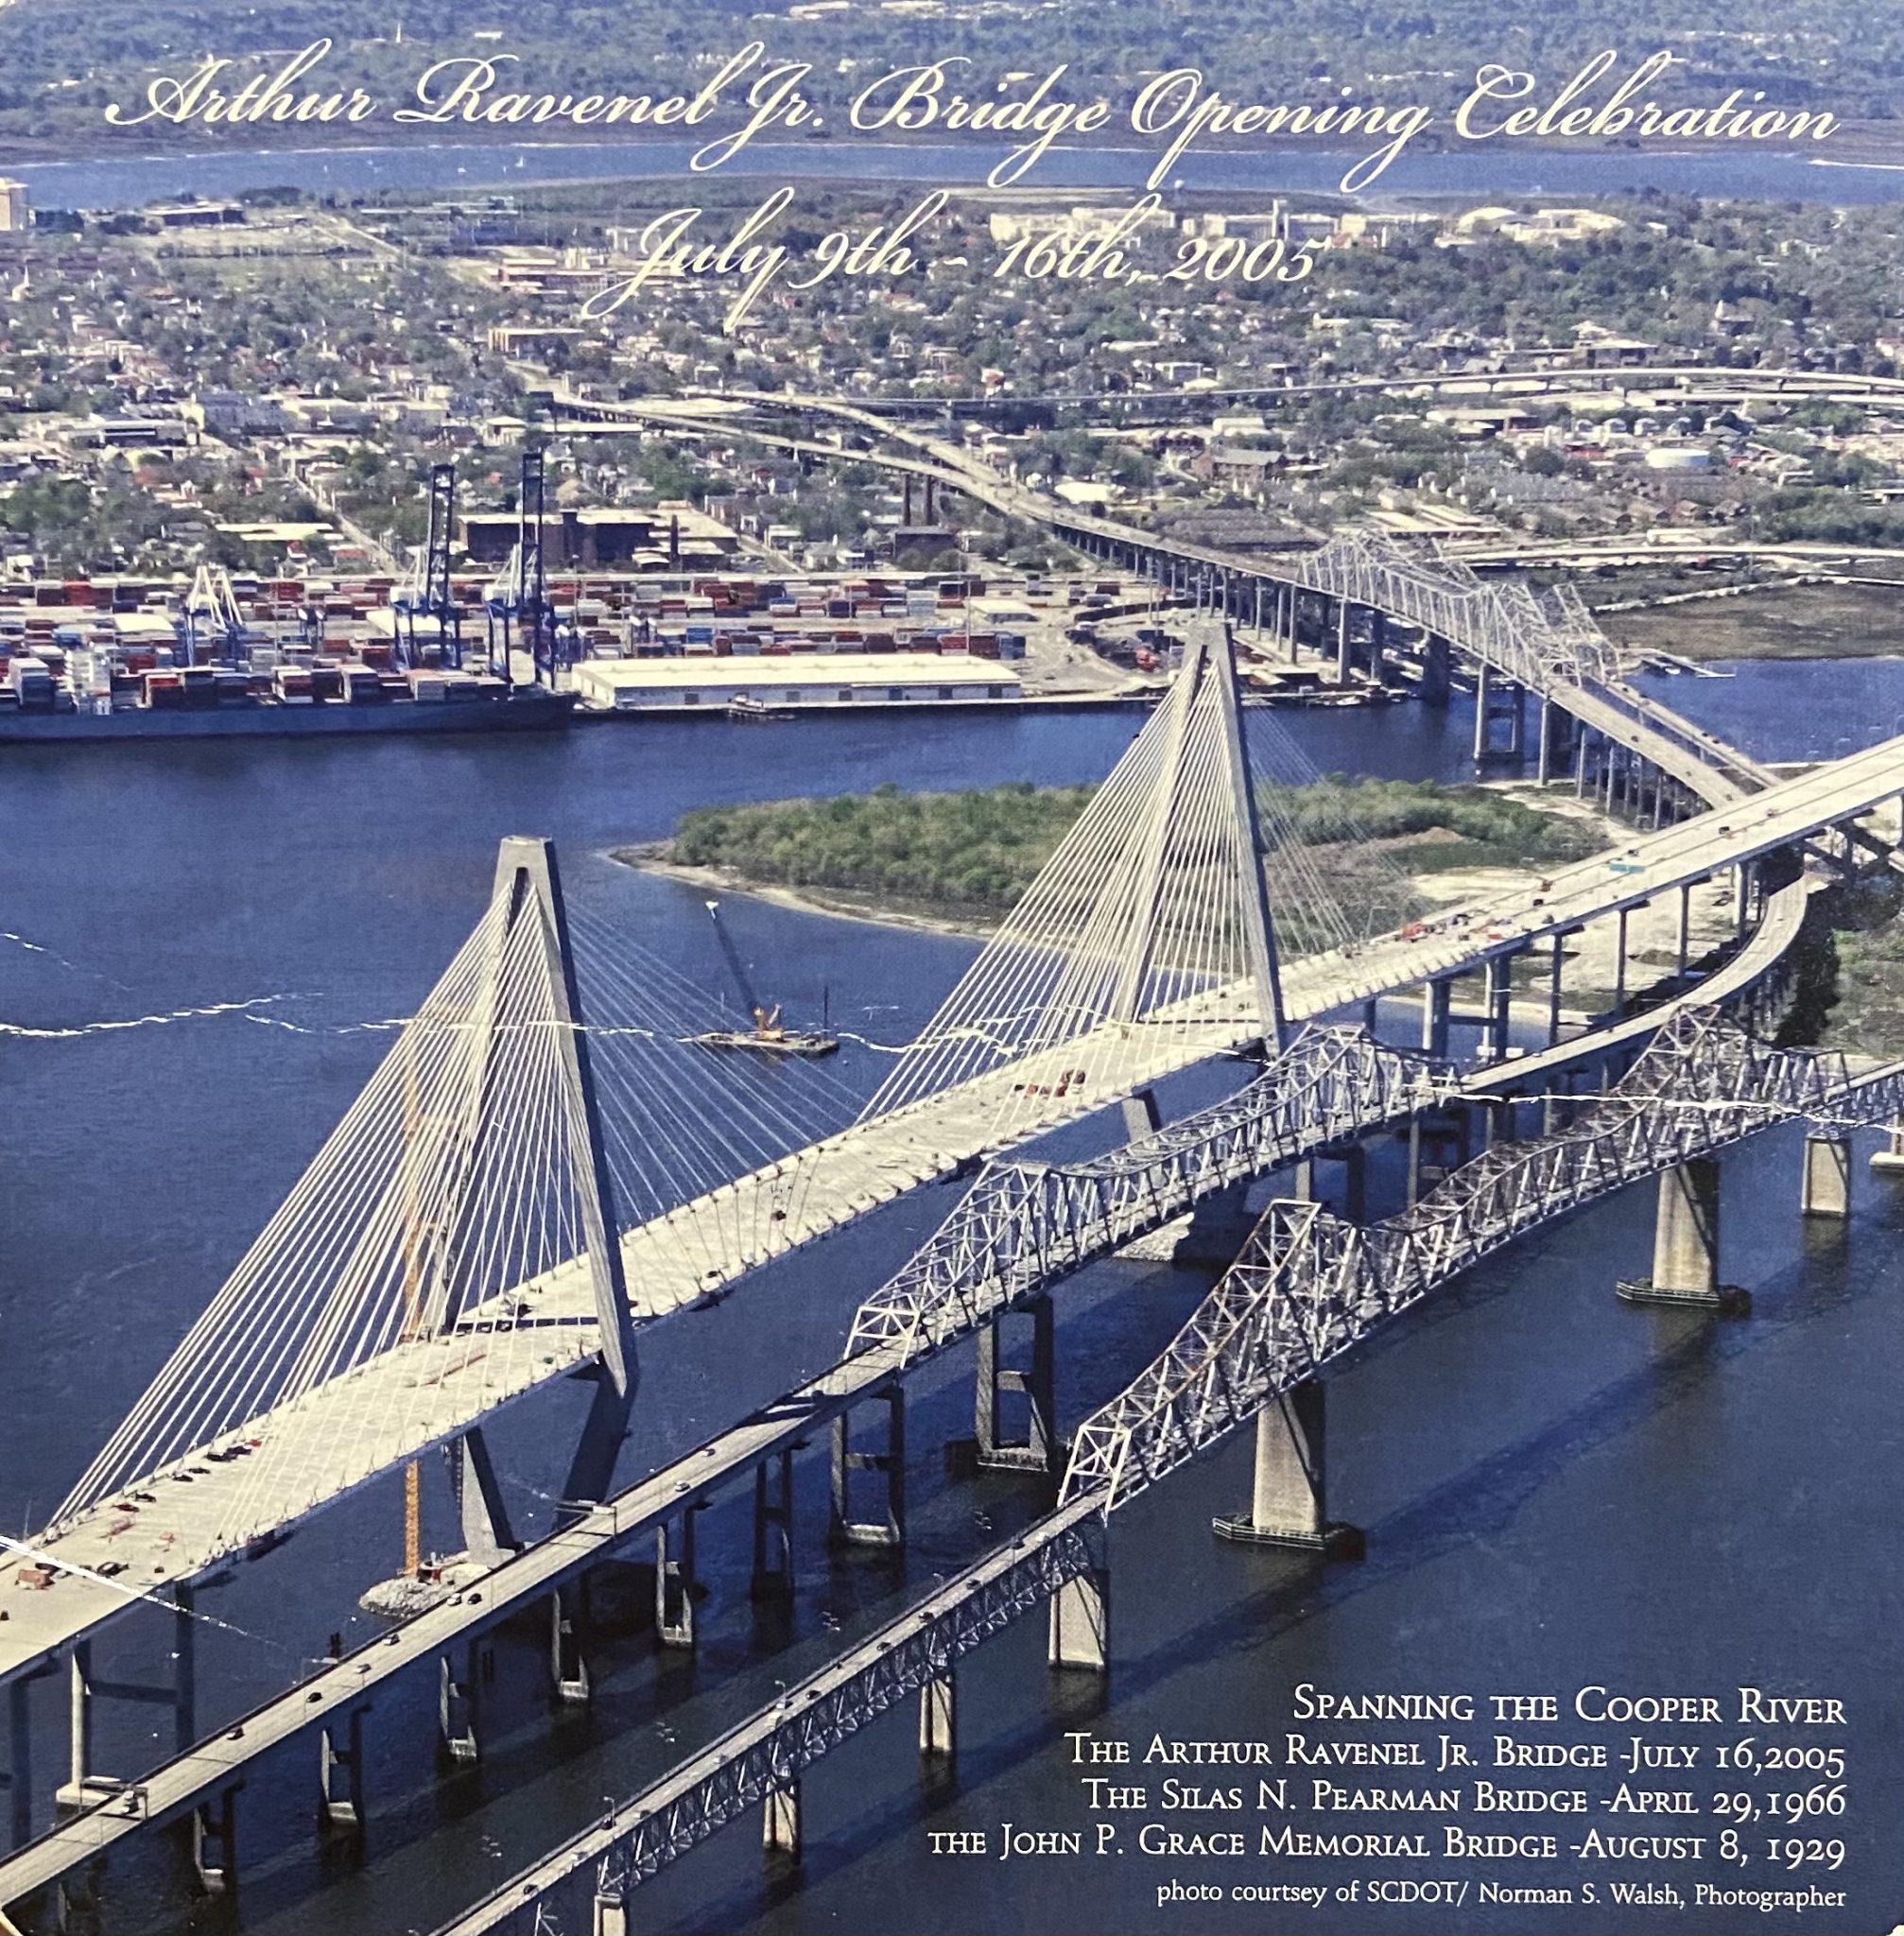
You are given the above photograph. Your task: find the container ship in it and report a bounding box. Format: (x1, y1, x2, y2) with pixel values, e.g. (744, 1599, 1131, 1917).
(0, 551, 1192, 737)
(0, 565, 578, 742)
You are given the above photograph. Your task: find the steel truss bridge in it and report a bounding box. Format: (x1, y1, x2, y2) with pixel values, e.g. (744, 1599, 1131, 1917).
(432, 1008, 1904, 1934)
(0, 847, 1826, 1923)
(19, 609, 1878, 1692)
(556, 386, 1774, 804)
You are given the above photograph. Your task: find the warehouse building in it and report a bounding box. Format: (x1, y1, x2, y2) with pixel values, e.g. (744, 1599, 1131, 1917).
(571, 652, 1022, 713)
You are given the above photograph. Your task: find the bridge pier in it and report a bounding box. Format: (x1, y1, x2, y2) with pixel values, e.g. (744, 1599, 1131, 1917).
(596, 1880, 632, 1936)
(1163, 1177, 1261, 1264)
(763, 1779, 802, 1860)
(655, 1510, 699, 1647)
(1121, 1086, 1162, 1140)
(1547, 930, 1572, 1046)
(5, 1676, 32, 1852)
(1213, 1383, 1362, 1556)
(1869, 1125, 1904, 1176)
(831, 1387, 906, 1547)
(57, 1591, 198, 1815)
(1471, 665, 1492, 762)
(976, 1298, 1057, 1475)
(1048, 1567, 1110, 1673)
(1481, 955, 1515, 1063)
(1335, 600, 1353, 684)
(1306, 1144, 1367, 1223)
(550, 1580, 592, 1703)
(1618, 1159, 1748, 1311)
(189, 1785, 238, 1897)
(54, 1858, 106, 1936)
(1800, 1134, 1852, 1218)
(1419, 975, 1452, 1060)
(919, 1671, 957, 1760)
(318, 1708, 367, 1837)
(1418, 632, 1449, 704)
(750, 1449, 798, 1603)
(438, 1642, 481, 1762)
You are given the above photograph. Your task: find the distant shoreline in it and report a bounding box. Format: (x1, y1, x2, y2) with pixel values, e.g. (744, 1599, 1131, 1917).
(9, 124, 1904, 189)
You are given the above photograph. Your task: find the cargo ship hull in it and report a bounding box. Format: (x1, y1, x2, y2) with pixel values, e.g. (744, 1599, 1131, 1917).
(0, 693, 576, 742)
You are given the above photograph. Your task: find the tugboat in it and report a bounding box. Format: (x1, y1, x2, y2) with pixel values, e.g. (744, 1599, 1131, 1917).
(726, 694, 796, 722)
(690, 900, 839, 1056)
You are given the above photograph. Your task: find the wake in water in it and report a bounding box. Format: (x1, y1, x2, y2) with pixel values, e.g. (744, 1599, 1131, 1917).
(0, 994, 316, 1040)
(0, 1531, 290, 1655)
(0, 926, 131, 991)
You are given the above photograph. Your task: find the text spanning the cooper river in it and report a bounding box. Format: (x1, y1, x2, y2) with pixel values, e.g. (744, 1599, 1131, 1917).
(105, 43, 1838, 197)
(923, 1681, 1860, 1921)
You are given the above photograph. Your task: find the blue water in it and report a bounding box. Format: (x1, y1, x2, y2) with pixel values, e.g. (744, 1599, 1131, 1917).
(1634, 659, 1904, 763)
(9, 137, 1904, 213)
(0, 670, 1898, 1936)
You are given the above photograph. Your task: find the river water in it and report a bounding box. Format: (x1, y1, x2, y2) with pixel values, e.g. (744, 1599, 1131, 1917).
(13, 136, 1904, 213)
(1, 669, 1900, 1936)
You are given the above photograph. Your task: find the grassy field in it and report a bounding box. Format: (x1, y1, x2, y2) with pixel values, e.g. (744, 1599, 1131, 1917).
(1613, 580, 1904, 663)
(1810, 882, 1904, 1059)
(627, 779, 1603, 936)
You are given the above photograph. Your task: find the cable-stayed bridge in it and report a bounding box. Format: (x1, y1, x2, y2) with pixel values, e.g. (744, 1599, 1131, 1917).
(4, 612, 1904, 1927)
(13, 623, 1899, 1699)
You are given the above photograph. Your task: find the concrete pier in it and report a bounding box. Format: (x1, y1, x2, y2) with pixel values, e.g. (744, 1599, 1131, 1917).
(439, 1644, 480, 1762)
(1869, 1124, 1904, 1176)
(1212, 1384, 1361, 1556)
(655, 1512, 698, 1648)
(976, 1298, 1056, 1474)
(191, 1786, 238, 1895)
(319, 1709, 366, 1836)
(1158, 1177, 1261, 1265)
(1618, 1159, 1747, 1311)
(919, 1674, 956, 1760)
(750, 1450, 797, 1602)
(762, 1780, 802, 1860)
(1047, 1568, 1109, 1673)
(6, 1677, 31, 1851)
(550, 1581, 591, 1703)
(1799, 1134, 1851, 1218)
(830, 1389, 906, 1547)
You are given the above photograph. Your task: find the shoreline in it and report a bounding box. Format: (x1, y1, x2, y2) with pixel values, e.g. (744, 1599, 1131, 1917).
(611, 845, 998, 942)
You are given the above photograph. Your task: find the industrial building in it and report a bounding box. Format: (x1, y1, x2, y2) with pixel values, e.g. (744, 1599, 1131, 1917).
(570, 652, 1022, 714)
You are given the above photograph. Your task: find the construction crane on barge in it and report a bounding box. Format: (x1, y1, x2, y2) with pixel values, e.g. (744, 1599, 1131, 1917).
(694, 900, 839, 1057)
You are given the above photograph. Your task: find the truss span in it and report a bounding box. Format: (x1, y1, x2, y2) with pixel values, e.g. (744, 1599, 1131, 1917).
(1063, 1010, 1904, 1511)
(848, 1025, 1449, 1365)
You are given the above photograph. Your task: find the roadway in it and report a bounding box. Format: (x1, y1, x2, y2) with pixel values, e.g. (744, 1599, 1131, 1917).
(0, 796, 1856, 1912)
(554, 388, 1772, 803)
(7, 728, 1898, 1689)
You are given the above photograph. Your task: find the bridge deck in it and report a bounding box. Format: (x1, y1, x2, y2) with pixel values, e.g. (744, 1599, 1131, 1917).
(0, 1337, 924, 1910)
(6, 734, 1895, 1687)
(0, 866, 1826, 1911)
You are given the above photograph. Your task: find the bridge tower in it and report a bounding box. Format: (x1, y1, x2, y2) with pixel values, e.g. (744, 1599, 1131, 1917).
(1111, 619, 1287, 1056)
(474, 837, 642, 1515)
